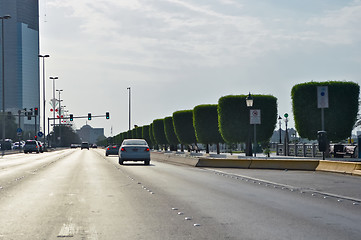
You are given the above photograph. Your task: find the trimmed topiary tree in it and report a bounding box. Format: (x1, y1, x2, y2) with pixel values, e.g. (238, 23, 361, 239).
(131, 128, 137, 138)
(153, 119, 168, 149)
(125, 130, 132, 139)
(135, 126, 143, 139)
(142, 125, 152, 146)
(173, 110, 197, 149)
(292, 81, 360, 141)
(193, 104, 224, 154)
(218, 94, 277, 154)
(149, 123, 157, 149)
(164, 116, 179, 151)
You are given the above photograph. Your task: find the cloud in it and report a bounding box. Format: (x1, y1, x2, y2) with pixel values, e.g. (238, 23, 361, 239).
(303, 1, 361, 45)
(47, 0, 275, 69)
(46, 0, 361, 72)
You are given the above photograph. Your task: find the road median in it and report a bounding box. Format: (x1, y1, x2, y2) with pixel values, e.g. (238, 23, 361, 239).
(151, 151, 361, 176)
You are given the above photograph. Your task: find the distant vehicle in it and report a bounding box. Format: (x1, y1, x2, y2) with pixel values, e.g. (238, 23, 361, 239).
(118, 139, 150, 165)
(23, 140, 40, 154)
(13, 142, 22, 150)
(105, 145, 119, 156)
(81, 142, 89, 150)
(91, 144, 98, 148)
(70, 144, 79, 148)
(0, 139, 12, 150)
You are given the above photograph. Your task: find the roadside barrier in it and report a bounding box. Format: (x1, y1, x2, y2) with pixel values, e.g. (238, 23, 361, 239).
(151, 152, 361, 176)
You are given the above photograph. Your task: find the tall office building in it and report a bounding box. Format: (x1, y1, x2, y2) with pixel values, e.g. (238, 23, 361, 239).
(0, 0, 39, 132)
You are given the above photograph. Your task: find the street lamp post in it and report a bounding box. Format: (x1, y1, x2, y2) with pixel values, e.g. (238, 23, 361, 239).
(246, 93, 253, 156)
(127, 87, 131, 130)
(56, 89, 63, 147)
(278, 115, 282, 144)
(38, 54, 49, 144)
(284, 113, 289, 156)
(1, 15, 11, 153)
(49, 77, 58, 132)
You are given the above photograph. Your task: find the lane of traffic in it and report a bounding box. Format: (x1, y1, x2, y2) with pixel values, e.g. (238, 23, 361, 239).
(0, 149, 224, 239)
(109, 157, 361, 240)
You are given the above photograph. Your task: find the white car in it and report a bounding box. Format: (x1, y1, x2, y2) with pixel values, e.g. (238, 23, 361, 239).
(118, 139, 150, 165)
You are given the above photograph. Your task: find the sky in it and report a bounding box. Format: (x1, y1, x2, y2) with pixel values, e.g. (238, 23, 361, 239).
(38, 0, 361, 137)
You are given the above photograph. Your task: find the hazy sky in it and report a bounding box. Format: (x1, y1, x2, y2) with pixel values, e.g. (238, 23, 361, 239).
(39, 0, 361, 137)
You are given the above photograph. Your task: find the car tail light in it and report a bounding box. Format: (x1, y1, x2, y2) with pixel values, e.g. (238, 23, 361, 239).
(121, 147, 126, 152)
(107, 147, 110, 150)
(145, 148, 150, 152)
(112, 146, 116, 149)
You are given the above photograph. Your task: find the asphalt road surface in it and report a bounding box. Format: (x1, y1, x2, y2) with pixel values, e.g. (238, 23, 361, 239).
(0, 149, 360, 240)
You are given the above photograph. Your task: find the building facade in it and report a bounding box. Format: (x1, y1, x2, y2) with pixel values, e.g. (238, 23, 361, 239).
(0, 0, 39, 133)
(76, 124, 106, 145)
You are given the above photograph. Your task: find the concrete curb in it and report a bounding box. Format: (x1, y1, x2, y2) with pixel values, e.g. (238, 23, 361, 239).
(151, 152, 361, 176)
(316, 160, 361, 176)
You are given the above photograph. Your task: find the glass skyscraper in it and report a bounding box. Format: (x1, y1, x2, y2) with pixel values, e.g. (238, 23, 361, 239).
(0, 0, 39, 132)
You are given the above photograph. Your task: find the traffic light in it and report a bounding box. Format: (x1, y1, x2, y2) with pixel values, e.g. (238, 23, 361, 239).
(70, 114, 73, 121)
(27, 110, 32, 120)
(88, 113, 91, 120)
(34, 135, 37, 140)
(106, 112, 110, 119)
(34, 107, 39, 116)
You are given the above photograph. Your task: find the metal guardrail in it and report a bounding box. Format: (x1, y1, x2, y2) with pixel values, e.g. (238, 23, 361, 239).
(276, 143, 358, 158)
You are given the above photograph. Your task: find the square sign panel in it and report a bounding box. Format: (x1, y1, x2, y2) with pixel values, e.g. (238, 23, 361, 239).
(250, 109, 261, 124)
(317, 86, 329, 108)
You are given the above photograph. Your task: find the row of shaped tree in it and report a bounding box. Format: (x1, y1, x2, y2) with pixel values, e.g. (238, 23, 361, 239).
(105, 81, 359, 154)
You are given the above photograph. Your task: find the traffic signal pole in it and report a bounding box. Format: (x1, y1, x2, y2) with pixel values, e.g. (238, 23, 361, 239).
(47, 112, 109, 147)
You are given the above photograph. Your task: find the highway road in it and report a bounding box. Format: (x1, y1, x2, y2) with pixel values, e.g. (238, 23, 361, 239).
(0, 149, 360, 239)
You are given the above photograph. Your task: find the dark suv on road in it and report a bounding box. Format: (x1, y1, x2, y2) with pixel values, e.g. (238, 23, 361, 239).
(81, 142, 89, 150)
(23, 140, 40, 153)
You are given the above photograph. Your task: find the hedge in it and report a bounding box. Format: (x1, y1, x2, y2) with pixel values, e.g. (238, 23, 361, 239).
(164, 116, 179, 146)
(173, 110, 197, 145)
(153, 119, 168, 145)
(218, 94, 277, 143)
(193, 104, 224, 144)
(292, 81, 359, 141)
(142, 125, 152, 146)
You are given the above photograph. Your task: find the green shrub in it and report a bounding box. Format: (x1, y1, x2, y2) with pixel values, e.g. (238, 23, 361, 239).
(142, 125, 152, 145)
(173, 110, 197, 145)
(153, 119, 168, 145)
(149, 123, 156, 146)
(135, 126, 143, 138)
(193, 104, 224, 144)
(292, 81, 359, 141)
(218, 94, 277, 143)
(164, 116, 179, 146)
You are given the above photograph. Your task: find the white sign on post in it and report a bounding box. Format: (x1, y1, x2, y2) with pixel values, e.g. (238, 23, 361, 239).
(317, 86, 329, 108)
(250, 109, 261, 124)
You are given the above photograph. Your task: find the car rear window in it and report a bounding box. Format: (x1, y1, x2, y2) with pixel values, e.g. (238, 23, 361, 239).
(123, 140, 147, 145)
(26, 141, 36, 145)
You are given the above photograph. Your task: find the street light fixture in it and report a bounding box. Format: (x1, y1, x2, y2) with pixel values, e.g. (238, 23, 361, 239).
(38, 54, 50, 142)
(1, 15, 11, 153)
(246, 92, 253, 107)
(245, 92, 253, 156)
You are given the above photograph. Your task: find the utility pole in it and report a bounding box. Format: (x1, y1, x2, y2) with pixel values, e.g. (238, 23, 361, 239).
(127, 87, 131, 130)
(38, 54, 49, 142)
